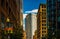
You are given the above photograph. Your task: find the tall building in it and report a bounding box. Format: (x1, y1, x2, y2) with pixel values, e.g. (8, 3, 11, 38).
(25, 13, 37, 39)
(37, 4, 47, 39)
(0, 0, 23, 39)
(47, 0, 60, 39)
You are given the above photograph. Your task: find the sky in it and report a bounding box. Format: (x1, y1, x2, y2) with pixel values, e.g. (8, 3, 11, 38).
(23, 0, 46, 14)
(23, 0, 46, 31)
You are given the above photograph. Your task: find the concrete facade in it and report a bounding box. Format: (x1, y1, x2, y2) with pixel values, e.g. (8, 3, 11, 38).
(25, 13, 37, 39)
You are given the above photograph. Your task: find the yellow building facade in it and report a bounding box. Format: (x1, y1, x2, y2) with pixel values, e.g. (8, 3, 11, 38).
(23, 31, 26, 39)
(37, 4, 47, 39)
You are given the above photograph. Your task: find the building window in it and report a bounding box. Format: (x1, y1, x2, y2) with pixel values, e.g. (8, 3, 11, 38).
(42, 20, 46, 22)
(42, 5, 46, 8)
(42, 27, 46, 30)
(42, 17, 46, 19)
(42, 9, 46, 12)
(42, 24, 46, 26)
(42, 12, 46, 16)
(42, 31, 46, 33)
(42, 34, 46, 37)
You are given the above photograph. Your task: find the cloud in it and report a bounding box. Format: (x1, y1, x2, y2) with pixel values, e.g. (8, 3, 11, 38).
(25, 9, 38, 13)
(23, 23, 25, 31)
(23, 14, 27, 20)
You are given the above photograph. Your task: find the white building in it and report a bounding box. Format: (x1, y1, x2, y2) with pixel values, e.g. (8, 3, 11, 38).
(25, 13, 37, 39)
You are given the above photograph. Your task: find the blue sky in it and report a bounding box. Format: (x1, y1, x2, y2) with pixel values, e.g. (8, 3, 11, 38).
(23, 0, 46, 14)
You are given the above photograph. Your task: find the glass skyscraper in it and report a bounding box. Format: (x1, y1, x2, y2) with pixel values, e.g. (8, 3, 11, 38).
(47, 0, 60, 39)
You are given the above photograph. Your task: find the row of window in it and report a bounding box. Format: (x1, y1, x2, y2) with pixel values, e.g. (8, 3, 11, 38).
(42, 24, 46, 26)
(42, 5, 46, 8)
(42, 27, 46, 30)
(42, 34, 46, 37)
(42, 9, 46, 11)
(42, 20, 46, 22)
(42, 17, 46, 19)
(42, 31, 46, 33)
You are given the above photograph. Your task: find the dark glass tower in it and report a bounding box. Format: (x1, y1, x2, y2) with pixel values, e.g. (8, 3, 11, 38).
(47, 0, 60, 39)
